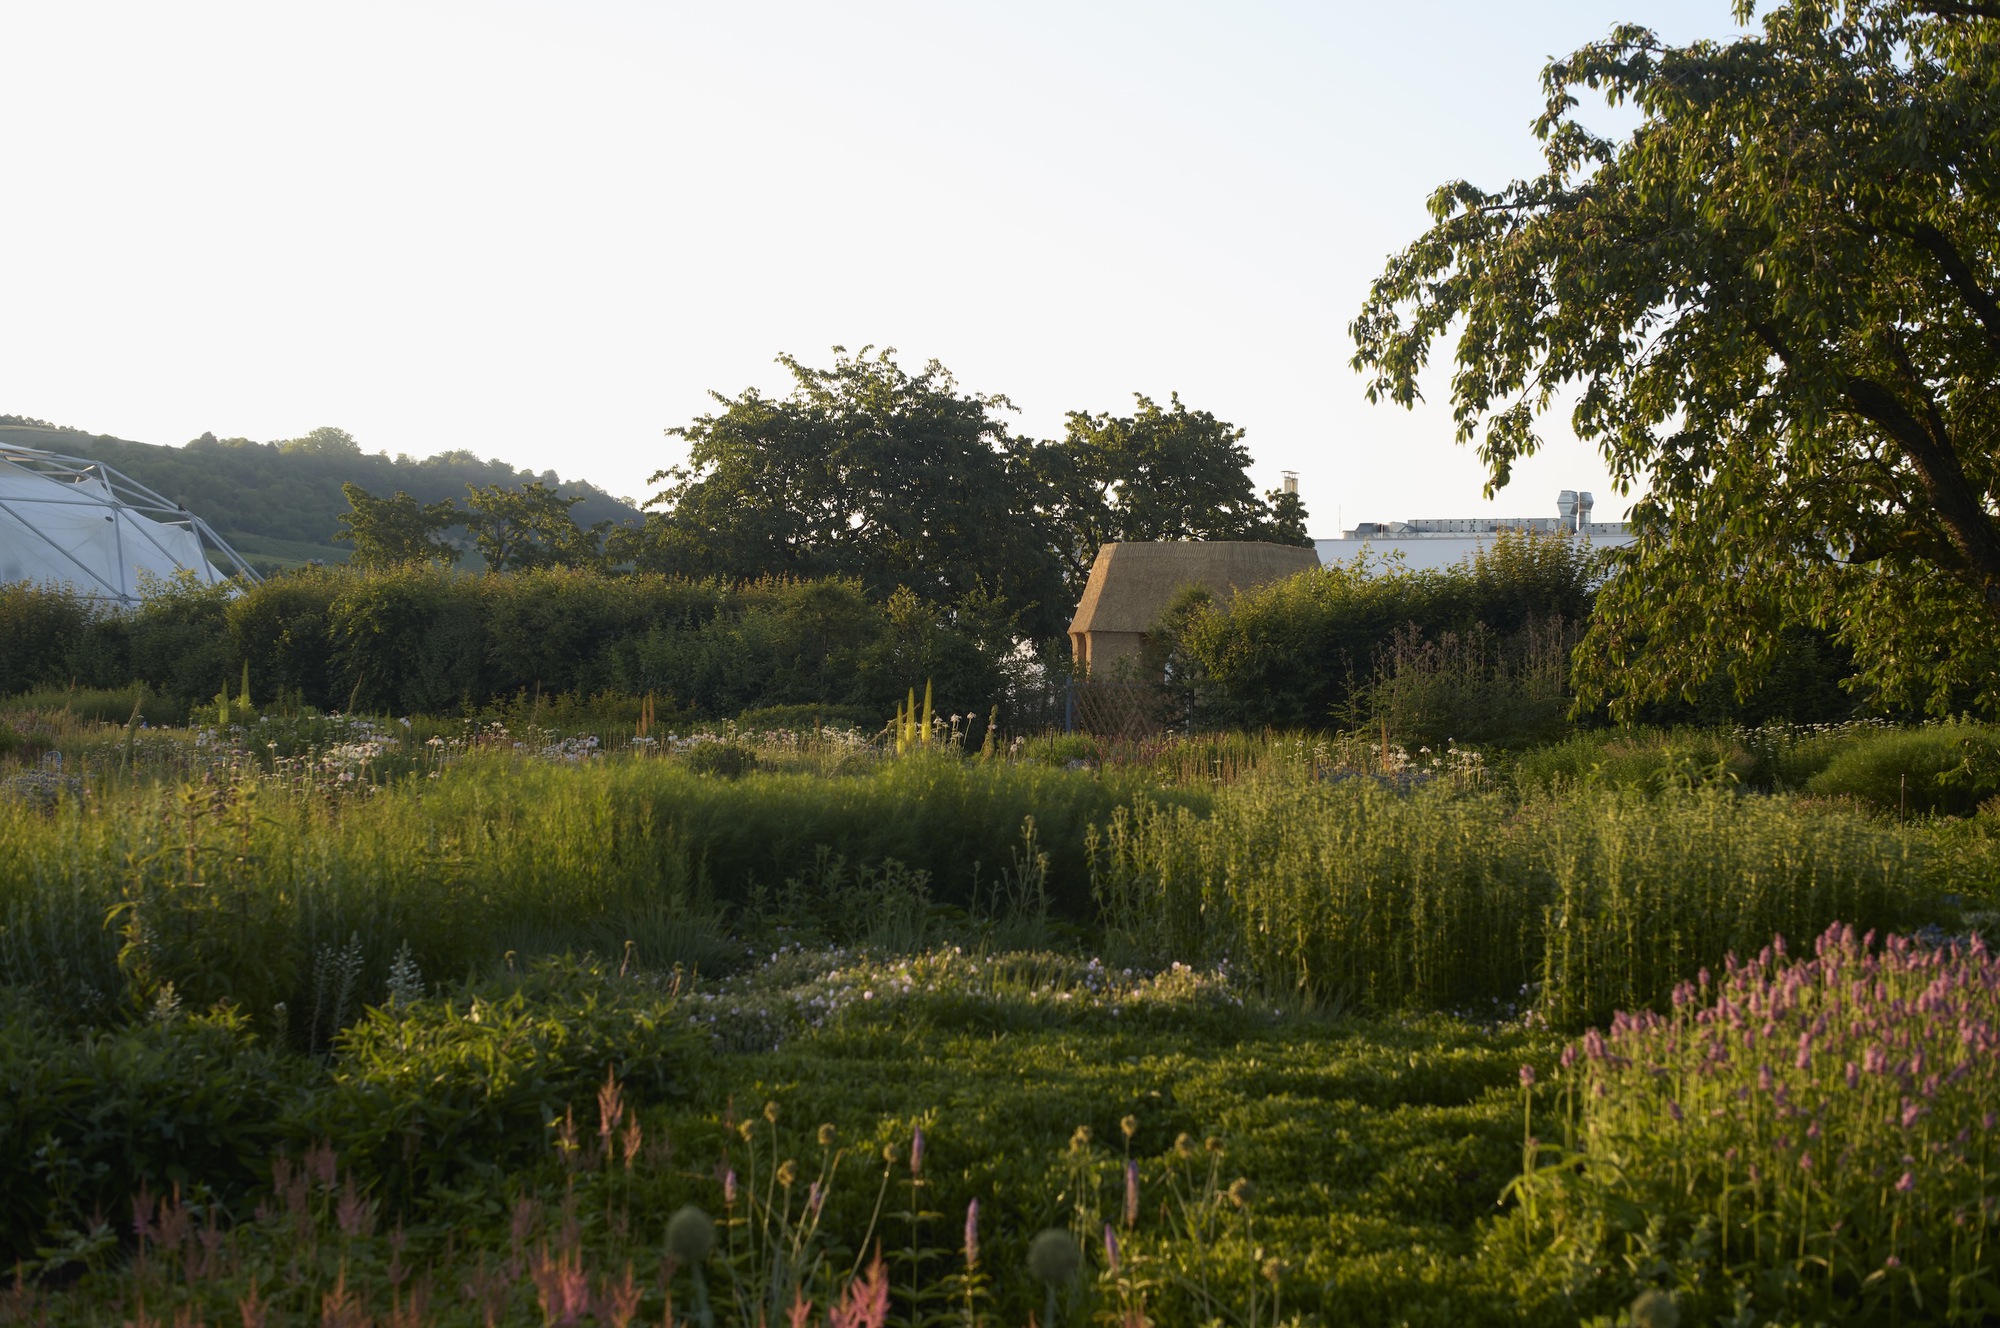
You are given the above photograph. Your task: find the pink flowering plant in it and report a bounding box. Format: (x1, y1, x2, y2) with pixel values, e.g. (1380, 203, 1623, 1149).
(1504, 923, 2000, 1324)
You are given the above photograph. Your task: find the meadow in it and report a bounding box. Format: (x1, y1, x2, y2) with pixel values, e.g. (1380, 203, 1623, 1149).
(2, 696, 1998, 1326)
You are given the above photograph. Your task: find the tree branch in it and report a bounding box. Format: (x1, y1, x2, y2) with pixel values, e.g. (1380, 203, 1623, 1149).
(1838, 374, 2000, 610)
(1902, 221, 2000, 358)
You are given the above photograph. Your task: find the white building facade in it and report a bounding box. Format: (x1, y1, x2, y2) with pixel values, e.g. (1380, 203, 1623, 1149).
(1313, 490, 1632, 571)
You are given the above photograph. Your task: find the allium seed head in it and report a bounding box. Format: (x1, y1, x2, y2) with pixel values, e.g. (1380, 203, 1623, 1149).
(1629, 1288, 1680, 1328)
(664, 1206, 715, 1263)
(1026, 1229, 1081, 1286)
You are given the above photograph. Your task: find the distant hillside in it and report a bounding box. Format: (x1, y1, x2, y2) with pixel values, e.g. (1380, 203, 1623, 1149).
(0, 417, 643, 572)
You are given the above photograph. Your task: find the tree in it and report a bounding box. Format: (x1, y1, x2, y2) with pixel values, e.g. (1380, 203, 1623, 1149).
(1036, 393, 1306, 585)
(635, 347, 1070, 639)
(462, 481, 605, 571)
(333, 483, 460, 568)
(1351, 0, 2000, 717)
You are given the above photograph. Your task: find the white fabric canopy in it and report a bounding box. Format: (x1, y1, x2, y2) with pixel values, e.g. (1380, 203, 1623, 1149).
(0, 447, 249, 603)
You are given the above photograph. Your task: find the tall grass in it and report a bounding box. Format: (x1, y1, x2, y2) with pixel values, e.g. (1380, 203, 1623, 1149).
(0, 753, 1178, 1039)
(1091, 780, 1942, 1026)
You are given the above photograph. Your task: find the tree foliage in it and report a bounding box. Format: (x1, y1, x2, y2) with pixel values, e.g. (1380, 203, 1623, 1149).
(462, 481, 605, 571)
(1352, 0, 2000, 718)
(333, 484, 461, 569)
(1034, 393, 1313, 585)
(631, 350, 1306, 643)
(633, 348, 1067, 638)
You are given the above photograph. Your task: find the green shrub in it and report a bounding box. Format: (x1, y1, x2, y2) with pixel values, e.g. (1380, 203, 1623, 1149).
(733, 702, 881, 733)
(1509, 727, 1756, 793)
(313, 957, 697, 1202)
(679, 740, 759, 778)
(0, 994, 304, 1267)
(0, 683, 186, 727)
(1168, 532, 1599, 730)
(0, 582, 100, 691)
(1804, 722, 2000, 816)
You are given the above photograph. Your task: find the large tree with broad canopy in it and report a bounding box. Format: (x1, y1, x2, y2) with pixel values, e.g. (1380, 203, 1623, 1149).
(1352, 0, 2000, 717)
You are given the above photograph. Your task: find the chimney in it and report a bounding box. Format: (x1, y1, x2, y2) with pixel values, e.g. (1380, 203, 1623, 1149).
(1557, 490, 1578, 531)
(1281, 471, 1298, 496)
(1577, 491, 1594, 531)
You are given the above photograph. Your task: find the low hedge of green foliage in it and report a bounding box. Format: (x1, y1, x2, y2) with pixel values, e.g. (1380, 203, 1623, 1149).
(1804, 721, 2000, 816)
(0, 566, 1020, 725)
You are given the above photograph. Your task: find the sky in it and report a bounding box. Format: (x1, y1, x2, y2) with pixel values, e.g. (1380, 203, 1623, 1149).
(3, 1, 1751, 532)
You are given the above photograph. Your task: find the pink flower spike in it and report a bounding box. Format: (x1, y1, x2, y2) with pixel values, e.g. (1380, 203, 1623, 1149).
(1519, 1065, 1536, 1088)
(963, 1199, 979, 1270)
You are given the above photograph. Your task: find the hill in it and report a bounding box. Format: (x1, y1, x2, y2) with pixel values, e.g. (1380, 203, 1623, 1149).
(0, 417, 643, 572)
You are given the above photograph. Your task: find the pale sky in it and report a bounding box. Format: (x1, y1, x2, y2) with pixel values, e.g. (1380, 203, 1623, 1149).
(3, 1, 1748, 532)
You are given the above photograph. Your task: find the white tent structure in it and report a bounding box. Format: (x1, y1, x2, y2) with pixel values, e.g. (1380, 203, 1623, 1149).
(0, 443, 259, 604)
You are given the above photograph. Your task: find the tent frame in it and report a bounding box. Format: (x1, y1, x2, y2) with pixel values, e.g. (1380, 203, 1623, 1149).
(0, 442, 262, 604)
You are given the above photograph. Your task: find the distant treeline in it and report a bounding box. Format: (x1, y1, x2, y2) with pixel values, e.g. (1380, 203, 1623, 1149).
(0, 419, 638, 573)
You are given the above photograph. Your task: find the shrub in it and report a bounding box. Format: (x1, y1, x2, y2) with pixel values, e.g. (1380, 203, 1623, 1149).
(1170, 532, 1599, 731)
(1510, 727, 1757, 794)
(312, 957, 697, 1202)
(0, 995, 304, 1267)
(1805, 722, 2000, 817)
(1503, 925, 2000, 1324)
(679, 741, 759, 779)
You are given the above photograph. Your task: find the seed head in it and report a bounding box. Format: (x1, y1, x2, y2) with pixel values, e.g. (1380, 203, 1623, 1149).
(763, 1101, 780, 1124)
(664, 1206, 715, 1263)
(1119, 1115, 1138, 1141)
(777, 1159, 798, 1188)
(1026, 1229, 1081, 1286)
(1205, 1136, 1224, 1156)
(1068, 1125, 1091, 1155)
(818, 1124, 838, 1148)
(1173, 1133, 1196, 1160)
(1227, 1178, 1256, 1208)
(1629, 1289, 1678, 1328)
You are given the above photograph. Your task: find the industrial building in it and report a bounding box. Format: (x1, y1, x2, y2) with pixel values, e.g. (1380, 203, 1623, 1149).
(1313, 490, 1631, 572)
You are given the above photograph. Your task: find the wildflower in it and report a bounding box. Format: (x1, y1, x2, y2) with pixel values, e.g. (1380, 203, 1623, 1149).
(1227, 1178, 1256, 1208)
(723, 1170, 738, 1205)
(818, 1123, 838, 1148)
(1124, 1160, 1140, 1229)
(963, 1199, 979, 1270)
(1069, 1125, 1092, 1155)
(1896, 1170, 1916, 1194)
(1103, 1224, 1121, 1272)
(1519, 1064, 1536, 1088)
(910, 1127, 924, 1177)
(1120, 1115, 1138, 1141)
(777, 1159, 798, 1188)
(764, 1101, 781, 1124)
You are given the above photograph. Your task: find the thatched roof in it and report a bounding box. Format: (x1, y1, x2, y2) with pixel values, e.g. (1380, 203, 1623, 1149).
(1067, 541, 1319, 637)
